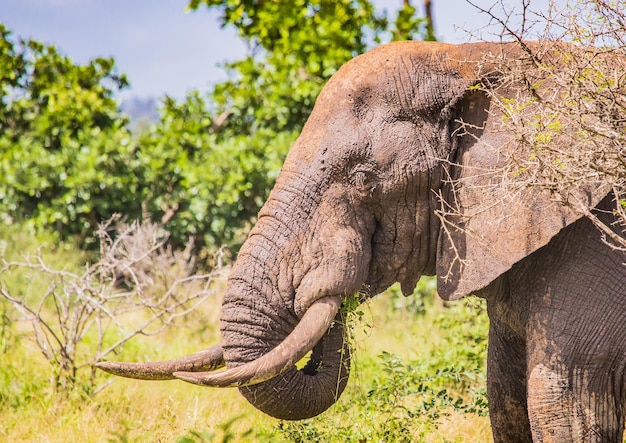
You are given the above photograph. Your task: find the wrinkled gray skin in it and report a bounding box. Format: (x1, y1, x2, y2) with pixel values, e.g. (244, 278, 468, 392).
(98, 41, 626, 442)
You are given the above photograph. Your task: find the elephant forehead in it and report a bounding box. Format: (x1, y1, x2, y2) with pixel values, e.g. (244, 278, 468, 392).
(327, 51, 461, 115)
(328, 41, 467, 87)
(285, 41, 504, 166)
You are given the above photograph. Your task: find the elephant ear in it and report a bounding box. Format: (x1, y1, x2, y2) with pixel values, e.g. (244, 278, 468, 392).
(435, 87, 608, 300)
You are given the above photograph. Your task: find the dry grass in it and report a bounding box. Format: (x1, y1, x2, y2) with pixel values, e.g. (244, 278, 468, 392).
(0, 294, 270, 442)
(1, 290, 492, 442)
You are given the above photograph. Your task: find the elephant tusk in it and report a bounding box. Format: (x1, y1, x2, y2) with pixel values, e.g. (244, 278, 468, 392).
(173, 295, 342, 388)
(95, 345, 225, 380)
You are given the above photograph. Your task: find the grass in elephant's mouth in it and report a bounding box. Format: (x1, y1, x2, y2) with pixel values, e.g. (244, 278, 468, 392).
(1, 260, 491, 443)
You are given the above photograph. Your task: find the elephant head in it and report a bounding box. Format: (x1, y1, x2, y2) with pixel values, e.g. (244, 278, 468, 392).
(97, 41, 607, 420)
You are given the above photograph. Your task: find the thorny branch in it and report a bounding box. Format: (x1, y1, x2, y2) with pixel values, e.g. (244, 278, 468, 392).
(448, 0, 626, 252)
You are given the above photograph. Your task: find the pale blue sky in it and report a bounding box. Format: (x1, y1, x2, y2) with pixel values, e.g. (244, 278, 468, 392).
(0, 0, 551, 100)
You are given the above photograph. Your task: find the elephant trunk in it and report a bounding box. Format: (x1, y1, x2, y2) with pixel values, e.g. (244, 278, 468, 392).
(238, 318, 350, 420)
(199, 176, 373, 419)
(97, 179, 369, 420)
(213, 229, 352, 420)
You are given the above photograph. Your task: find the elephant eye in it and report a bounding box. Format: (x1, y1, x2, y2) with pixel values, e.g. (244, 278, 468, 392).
(350, 166, 379, 197)
(353, 171, 367, 187)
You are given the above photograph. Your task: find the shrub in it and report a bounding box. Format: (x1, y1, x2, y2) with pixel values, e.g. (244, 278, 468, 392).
(0, 216, 225, 396)
(0, 24, 140, 245)
(275, 292, 490, 442)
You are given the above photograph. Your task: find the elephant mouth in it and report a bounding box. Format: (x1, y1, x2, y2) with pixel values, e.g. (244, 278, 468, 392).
(95, 295, 342, 388)
(97, 184, 370, 419)
(173, 295, 342, 387)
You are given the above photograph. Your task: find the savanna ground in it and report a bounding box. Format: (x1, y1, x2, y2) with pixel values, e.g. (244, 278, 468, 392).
(0, 225, 491, 442)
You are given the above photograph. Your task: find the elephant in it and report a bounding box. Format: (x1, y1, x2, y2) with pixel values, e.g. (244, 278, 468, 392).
(97, 41, 626, 442)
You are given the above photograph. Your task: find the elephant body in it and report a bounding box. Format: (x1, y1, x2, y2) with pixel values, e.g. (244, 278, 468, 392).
(484, 195, 626, 441)
(98, 41, 626, 442)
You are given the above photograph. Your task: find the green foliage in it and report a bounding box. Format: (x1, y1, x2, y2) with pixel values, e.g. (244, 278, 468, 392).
(0, 24, 139, 246)
(0, 2, 432, 254)
(386, 276, 438, 317)
(188, 0, 387, 133)
(137, 93, 293, 252)
(391, 1, 431, 41)
(186, 0, 430, 136)
(175, 415, 256, 443)
(276, 293, 490, 442)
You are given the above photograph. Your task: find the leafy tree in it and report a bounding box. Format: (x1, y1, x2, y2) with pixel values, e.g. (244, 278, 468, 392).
(136, 93, 290, 252)
(0, 23, 140, 245)
(0, 2, 435, 254)
(188, 0, 430, 136)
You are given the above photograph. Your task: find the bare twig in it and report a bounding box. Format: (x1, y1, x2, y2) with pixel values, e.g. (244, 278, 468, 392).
(0, 218, 225, 396)
(450, 0, 626, 251)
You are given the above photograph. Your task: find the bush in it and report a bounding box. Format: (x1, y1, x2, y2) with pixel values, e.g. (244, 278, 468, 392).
(136, 94, 293, 255)
(0, 24, 140, 245)
(0, 216, 225, 396)
(275, 291, 490, 442)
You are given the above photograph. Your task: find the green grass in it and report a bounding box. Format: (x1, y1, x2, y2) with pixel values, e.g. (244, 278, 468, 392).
(0, 226, 492, 442)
